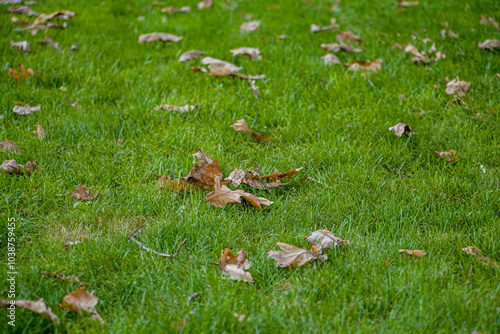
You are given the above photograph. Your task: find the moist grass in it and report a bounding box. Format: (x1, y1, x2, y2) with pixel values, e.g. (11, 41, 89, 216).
(1, 0, 500, 332)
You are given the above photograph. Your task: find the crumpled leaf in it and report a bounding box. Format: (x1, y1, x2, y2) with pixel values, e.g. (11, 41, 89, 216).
(321, 53, 340, 65)
(223, 169, 246, 187)
(0, 298, 60, 324)
(240, 20, 260, 33)
(230, 47, 261, 60)
(157, 175, 193, 192)
(478, 39, 500, 50)
(1, 159, 40, 175)
(71, 184, 95, 201)
(224, 167, 302, 189)
(184, 148, 223, 188)
(337, 31, 362, 45)
(231, 119, 266, 141)
(33, 10, 77, 25)
(219, 248, 254, 282)
(0, 139, 20, 154)
(208, 67, 266, 80)
(9, 64, 40, 81)
(321, 42, 362, 53)
(201, 57, 243, 72)
(198, 0, 212, 10)
(153, 104, 197, 113)
(310, 18, 339, 33)
(435, 150, 458, 163)
(462, 246, 498, 268)
(38, 34, 61, 52)
(399, 249, 427, 258)
(206, 176, 273, 210)
(179, 50, 205, 62)
(304, 229, 350, 252)
(8, 5, 38, 16)
(480, 15, 499, 30)
(388, 123, 414, 137)
(43, 271, 84, 285)
(13, 103, 41, 115)
(10, 41, 30, 52)
(160, 6, 190, 14)
(138, 33, 182, 44)
(262, 167, 303, 182)
(348, 59, 382, 72)
(33, 124, 45, 140)
(268, 242, 325, 269)
(59, 288, 104, 324)
(398, 1, 419, 7)
(445, 77, 470, 96)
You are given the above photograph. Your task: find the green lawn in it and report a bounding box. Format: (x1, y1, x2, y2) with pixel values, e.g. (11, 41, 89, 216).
(1, 0, 500, 332)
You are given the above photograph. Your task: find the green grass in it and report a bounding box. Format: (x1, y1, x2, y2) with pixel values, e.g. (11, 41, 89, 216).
(1, 0, 500, 332)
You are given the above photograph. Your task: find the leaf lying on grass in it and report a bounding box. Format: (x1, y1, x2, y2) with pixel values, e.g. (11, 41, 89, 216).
(13, 103, 41, 115)
(201, 57, 243, 72)
(184, 148, 223, 188)
(208, 67, 266, 80)
(8, 5, 38, 16)
(348, 59, 382, 72)
(445, 77, 470, 96)
(321, 53, 340, 65)
(153, 104, 197, 112)
(179, 50, 205, 62)
(63, 237, 87, 249)
(304, 229, 350, 252)
(0, 139, 20, 154)
(157, 175, 193, 192)
(219, 248, 254, 282)
(59, 288, 104, 325)
(1, 298, 60, 324)
(230, 47, 261, 60)
(399, 249, 427, 258)
(33, 10, 77, 25)
(33, 124, 45, 140)
(38, 34, 61, 52)
(223, 167, 302, 189)
(231, 119, 266, 141)
(321, 42, 362, 53)
(337, 31, 362, 44)
(480, 15, 499, 30)
(435, 150, 458, 163)
(240, 20, 260, 33)
(71, 184, 96, 201)
(43, 271, 85, 285)
(268, 243, 325, 269)
(138, 33, 182, 44)
(1, 159, 41, 175)
(198, 0, 212, 10)
(160, 6, 190, 14)
(206, 176, 273, 210)
(388, 123, 414, 137)
(398, 1, 419, 7)
(478, 39, 500, 50)
(462, 246, 498, 268)
(310, 18, 339, 33)
(8, 64, 40, 80)
(10, 41, 30, 52)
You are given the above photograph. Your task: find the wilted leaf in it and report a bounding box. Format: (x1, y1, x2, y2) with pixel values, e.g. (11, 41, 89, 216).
(478, 39, 500, 50)
(33, 124, 45, 140)
(240, 20, 260, 33)
(198, 0, 212, 10)
(268, 242, 325, 268)
(304, 229, 350, 252)
(208, 67, 266, 80)
(8, 5, 38, 16)
(435, 150, 458, 163)
(231, 119, 266, 141)
(321, 53, 340, 65)
(480, 15, 499, 30)
(348, 59, 382, 72)
(399, 249, 427, 258)
(206, 176, 273, 210)
(445, 77, 470, 96)
(43, 271, 84, 285)
(398, 1, 419, 7)
(9, 64, 40, 81)
(219, 248, 254, 282)
(160, 6, 190, 14)
(337, 31, 362, 45)
(201, 57, 243, 72)
(13, 103, 40, 115)
(1, 298, 60, 324)
(157, 175, 193, 192)
(0, 139, 20, 154)
(10, 41, 30, 52)
(223, 169, 246, 187)
(1, 159, 40, 175)
(462, 246, 498, 268)
(59, 288, 104, 324)
(182, 148, 223, 188)
(71, 184, 95, 201)
(262, 167, 303, 182)
(33, 10, 77, 25)
(310, 18, 339, 33)
(230, 47, 261, 60)
(153, 104, 197, 113)
(179, 50, 205, 62)
(38, 34, 61, 52)
(321, 42, 362, 53)
(138, 33, 182, 44)
(388, 123, 414, 137)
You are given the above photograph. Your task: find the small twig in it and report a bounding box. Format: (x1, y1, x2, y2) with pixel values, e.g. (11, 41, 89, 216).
(254, 163, 271, 193)
(306, 176, 333, 189)
(128, 231, 187, 258)
(187, 292, 201, 303)
(381, 163, 396, 175)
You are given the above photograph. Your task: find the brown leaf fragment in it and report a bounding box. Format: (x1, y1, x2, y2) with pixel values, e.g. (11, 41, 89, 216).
(206, 176, 273, 210)
(1, 159, 21, 174)
(190, 66, 208, 73)
(219, 248, 254, 282)
(208, 67, 265, 80)
(1, 298, 60, 324)
(13, 103, 41, 115)
(348, 59, 382, 72)
(399, 249, 427, 258)
(138, 33, 182, 44)
(38, 34, 61, 52)
(240, 20, 260, 33)
(201, 57, 243, 72)
(43, 271, 84, 285)
(321, 53, 340, 65)
(157, 175, 193, 192)
(392, 43, 403, 50)
(388, 123, 414, 137)
(398, 1, 419, 7)
(230, 47, 261, 60)
(268, 242, 324, 268)
(262, 167, 303, 182)
(231, 119, 266, 142)
(304, 229, 350, 252)
(447, 30, 459, 38)
(23, 161, 41, 175)
(153, 104, 197, 113)
(33, 124, 45, 140)
(59, 288, 104, 324)
(10, 40, 30, 52)
(161, 6, 190, 14)
(33, 11, 76, 25)
(179, 50, 205, 62)
(321, 42, 362, 53)
(445, 77, 470, 96)
(223, 169, 246, 187)
(435, 150, 458, 163)
(478, 39, 500, 50)
(462, 246, 498, 268)
(191, 147, 213, 167)
(0, 139, 20, 154)
(198, 0, 212, 10)
(480, 15, 499, 30)
(71, 184, 95, 201)
(310, 18, 339, 33)
(337, 31, 362, 45)
(9, 64, 40, 80)
(8, 5, 38, 16)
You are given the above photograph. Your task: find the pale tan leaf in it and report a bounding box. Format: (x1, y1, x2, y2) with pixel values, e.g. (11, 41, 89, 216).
(219, 248, 254, 282)
(10, 41, 30, 52)
(13, 103, 41, 115)
(399, 249, 427, 258)
(138, 33, 182, 44)
(240, 20, 260, 33)
(321, 53, 340, 65)
(8, 5, 38, 16)
(192, 147, 213, 167)
(268, 242, 323, 268)
(304, 229, 350, 252)
(179, 50, 205, 62)
(160, 6, 190, 14)
(201, 57, 243, 72)
(1, 298, 60, 324)
(435, 150, 458, 163)
(0, 139, 20, 154)
(153, 104, 197, 113)
(33, 124, 45, 140)
(337, 31, 362, 45)
(33, 10, 77, 25)
(231, 119, 266, 141)
(462, 246, 498, 268)
(348, 59, 382, 72)
(398, 1, 419, 7)
(197, 0, 212, 10)
(445, 77, 471, 96)
(478, 39, 500, 50)
(388, 123, 414, 137)
(230, 47, 261, 60)
(223, 169, 246, 187)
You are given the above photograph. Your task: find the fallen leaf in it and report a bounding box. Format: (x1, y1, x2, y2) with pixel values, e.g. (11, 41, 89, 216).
(435, 150, 458, 163)
(190, 66, 208, 73)
(398, 1, 419, 7)
(337, 31, 362, 45)
(63, 236, 87, 249)
(445, 77, 470, 96)
(206, 176, 273, 210)
(33, 10, 77, 25)
(462, 246, 498, 268)
(197, 0, 212, 10)
(447, 30, 459, 38)
(0, 139, 20, 154)
(208, 67, 265, 80)
(230, 47, 262, 60)
(13, 103, 41, 115)
(234, 313, 246, 322)
(261, 167, 303, 182)
(43, 271, 84, 285)
(422, 38, 432, 44)
(8, 64, 40, 80)
(1, 159, 40, 175)
(33, 124, 45, 140)
(321, 42, 362, 53)
(59, 288, 104, 324)
(348, 59, 383, 72)
(160, 6, 190, 14)
(276, 34, 290, 40)
(153, 104, 197, 113)
(399, 249, 427, 258)
(219, 248, 254, 282)
(0, 298, 59, 324)
(183, 148, 223, 188)
(388, 123, 414, 137)
(38, 34, 61, 52)
(138, 33, 182, 44)
(321, 53, 340, 65)
(179, 50, 205, 62)
(10, 40, 30, 52)
(8, 5, 38, 16)
(240, 20, 260, 33)
(223, 169, 246, 187)
(310, 18, 339, 33)
(71, 184, 95, 201)
(268, 242, 325, 268)
(116, 138, 122, 146)
(201, 57, 243, 72)
(157, 175, 193, 192)
(392, 43, 403, 50)
(231, 119, 266, 141)
(304, 229, 350, 252)
(478, 39, 500, 50)
(480, 15, 499, 30)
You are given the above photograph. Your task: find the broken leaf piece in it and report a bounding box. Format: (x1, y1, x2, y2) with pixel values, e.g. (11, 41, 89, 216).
(71, 184, 95, 201)
(304, 230, 350, 252)
(348, 59, 382, 72)
(1, 159, 40, 175)
(8, 5, 38, 16)
(261, 167, 303, 182)
(435, 150, 458, 163)
(445, 77, 470, 96)
(399, 249, 427, 258)
(478, 39, 500, 50)
(10, 41, 30, 52)
(0, 298, 59, 324)
(33, 124, 45, 139)
(268, 242, 324, 268)
(157, 175, 193, 192)
(388, 123, 414, 137)
(240, 20, 260, 33)
(208, 67, 265, 80)
(33, 10, 77, 25)
(198, 0, 212, 10)
(321, 53, 340, 65)
(219, 248, 254, 282)
(206, 176, 272, 210)
(230, 47, 261, 60)
(337, 31, 362, 45)
(138, 33, 182, 44)
(321, 42, 362, 53)
(38, 34, 61, 52)
(0, 139, 20, 154)
(231, 119, 266, 142)
(179, 50, 205, 62)
(153, 104, 197, 113)
(160, 6, 190, 14)
(13, 103, 41, 115)
(462, 246, 498, 268)
(310, 18, 339, 33)
(223, 169, 246, 187)
(59, 288, 104, 324)
(183, 148, 222, 188)
(201, 57, 242, 72)
(398, 1, 419, 7)
(43, 271, 84, 285)
(8, 64, 40, 80)
(480, 15, 499, 30)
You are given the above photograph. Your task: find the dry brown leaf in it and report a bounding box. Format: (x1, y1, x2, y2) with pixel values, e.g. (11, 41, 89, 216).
(230, 47, 261, 60)
(478, 39, 500, 50)
(445, 77, 470, 96)
(231, 119, 266, 141)
(480, 15, 499, 30)
(240, 20, 260, 33)
(1, 298, 60, 324)
(160, 6, 190, 14)
(422, 38, 432, 44)
(179, 50, 205, 62)
(388, 123, 414, 137)
(0, 139, 20, 154)
(435, 150, 458, 163)
(321, 42, 362, 53)
(33, 124, 45, 140)
(138, 33, 182, 44)
(399, 249, 427, 258)
(198, 0, 212, 10)
(321, 53, 340, 65)
(223, 169, 246, 187)
(189, 66, 208, 73)
(8, 5, 38, 16)
(208, 67, 266, 80)
(462, 246, 498, 268)
(268, 242, 325, 269)
(10, 40, 30, 52)
(206, 176, 273, 210)
(71, 184, 95, 201)
(262, 167, 303, 182)
(13, 103, 40, 115)
(310, 18, 339, 33)
(183, 148, 223, 188)
(43, 271, 84, 285)
(33, 11, 77, 25)
(337, 31, 362, 45)
(38, 34, 61, 52)
(201, 57, 243, 72)
(398, 1, 419, 7)
(59, 288, 104, 324)
(304, 229, 350, 252)
(1, 159, 40, 175)
(392, 43, 403, 50)
(348, 59, 382, 72)
(153, 104, 197, 113)
(157, 175, 193, 192)
(219, 248, 254, 282)
(8, 64, 40, 80)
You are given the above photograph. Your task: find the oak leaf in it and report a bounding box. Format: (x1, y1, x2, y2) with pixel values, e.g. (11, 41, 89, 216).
(59, 288, 104, 324)
(33, 124, 45, 140)
(153, 104, 197, 113)
(138, 33, 182, 44)
(10, 41, 30, 52)
(348, 59, 382, 72)
(231, 119, 266, 141)
(435, 150, 458, 163)
(71, 184, 95, 201)
(179, 50, 205, 62)
(268, 242, 325, 268)
(13, 103, 41, 115)
(0, 139, 20, 154)
(462, 246, 498, 268)
(198, 0, 212, 10)
(219, 248, 254, 282)
(304, 229, 350, 252)
(0, 298, 60, 324)
(389, 123, 414, 137)
(445, 77, 470, 96)
(240, 20, 260, 33)
(399, 249, 427, 258)
(321, 53, 340, 65)
(230, 47, 262, 60)
(183, 148, 222, 188)
(478, 39, 500, 50)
